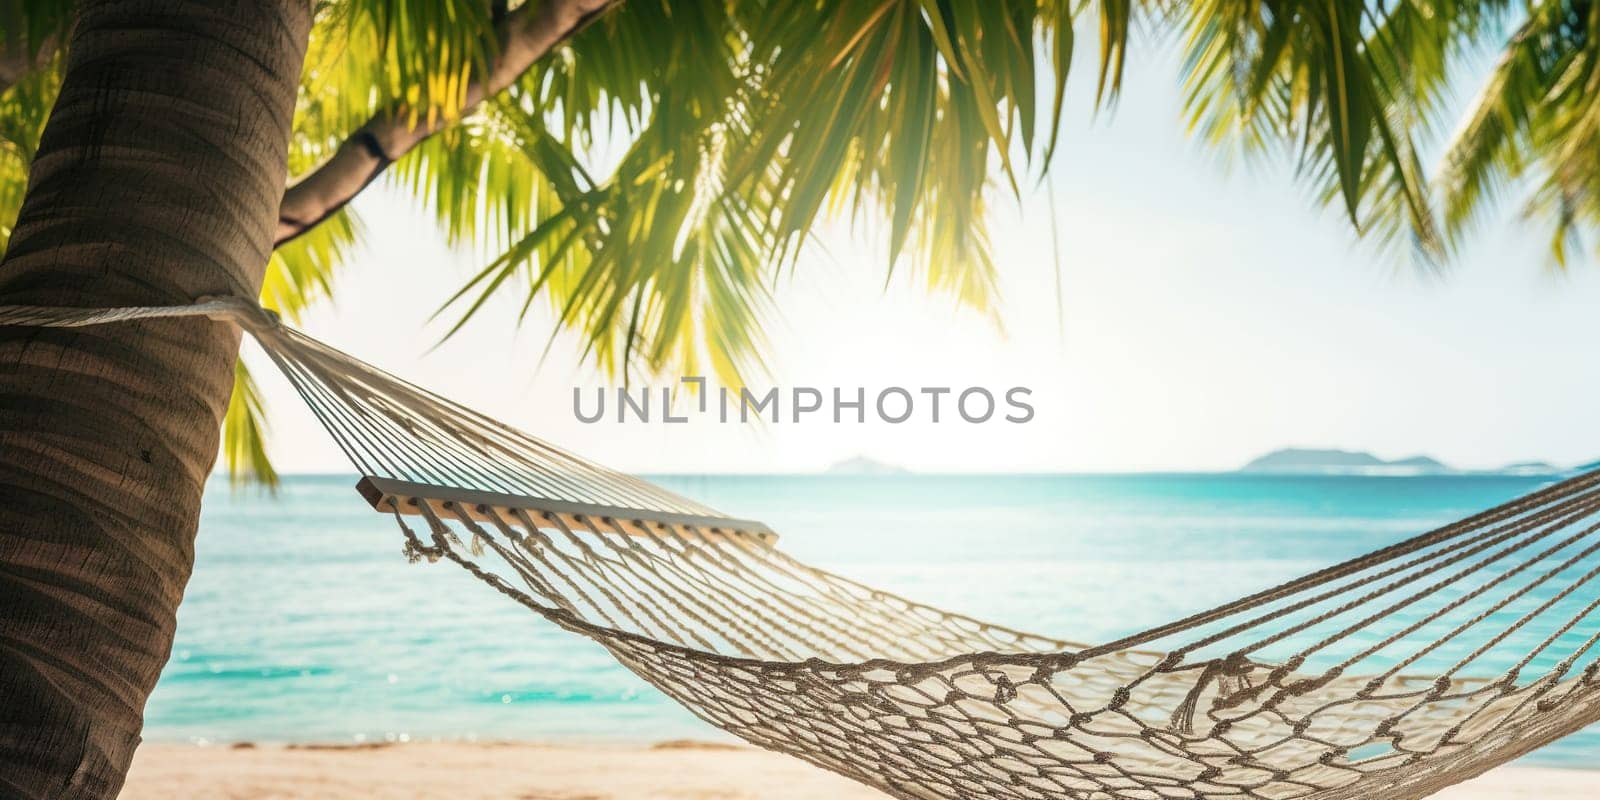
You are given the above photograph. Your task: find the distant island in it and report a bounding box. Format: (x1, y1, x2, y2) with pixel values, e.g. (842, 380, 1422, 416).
(826, 456, 910, 475)
(1239, 448, 1571, 476)
(1241, 448, 1449, 475)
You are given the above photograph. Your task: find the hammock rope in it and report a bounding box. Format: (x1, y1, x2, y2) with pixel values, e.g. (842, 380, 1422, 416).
(6, 297, 1600, 800)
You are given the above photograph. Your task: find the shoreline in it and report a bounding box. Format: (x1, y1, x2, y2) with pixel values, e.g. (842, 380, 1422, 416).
(122, 740, 1600, 799)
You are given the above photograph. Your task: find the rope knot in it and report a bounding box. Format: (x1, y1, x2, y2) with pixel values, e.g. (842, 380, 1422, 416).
(197, 294, 281, 333)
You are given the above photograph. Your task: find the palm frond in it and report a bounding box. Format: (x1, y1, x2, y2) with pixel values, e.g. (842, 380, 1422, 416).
(0, 49, 58, 252)
(423, 0, 1114, 385)
(0, 0, 74, 67)
(1440, 1, 1600, 268)
(1173, 0, 1498, 261)
(223, 359, 280, 489)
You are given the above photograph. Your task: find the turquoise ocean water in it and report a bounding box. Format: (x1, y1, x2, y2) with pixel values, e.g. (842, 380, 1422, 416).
(146, 473, 1600, 768)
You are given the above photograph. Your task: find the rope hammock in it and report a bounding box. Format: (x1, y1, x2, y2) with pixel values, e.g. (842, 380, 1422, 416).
(7, 297, 1600, 800)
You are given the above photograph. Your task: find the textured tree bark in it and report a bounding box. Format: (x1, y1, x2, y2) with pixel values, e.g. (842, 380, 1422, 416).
(274, 0, 620, 247)
(0, 2, 310, 797)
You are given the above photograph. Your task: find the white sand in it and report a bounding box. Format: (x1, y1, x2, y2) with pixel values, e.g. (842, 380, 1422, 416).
(119, 741, 1596, 799)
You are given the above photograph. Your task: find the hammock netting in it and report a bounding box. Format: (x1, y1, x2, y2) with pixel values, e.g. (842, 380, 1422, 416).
(11, 299, 1600, 799)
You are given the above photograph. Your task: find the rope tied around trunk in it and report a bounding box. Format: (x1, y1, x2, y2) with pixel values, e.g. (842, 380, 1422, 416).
(0, 295, 281, 333)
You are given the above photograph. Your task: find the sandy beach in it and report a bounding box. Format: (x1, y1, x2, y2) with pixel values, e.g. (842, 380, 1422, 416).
(120, 740, 1596, 799)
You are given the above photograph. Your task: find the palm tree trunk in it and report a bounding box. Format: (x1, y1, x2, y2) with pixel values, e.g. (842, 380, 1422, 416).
(0, 2, 310, 797)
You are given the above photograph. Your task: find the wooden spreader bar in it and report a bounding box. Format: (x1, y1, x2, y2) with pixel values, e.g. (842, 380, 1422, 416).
(356, 476, 778, 544)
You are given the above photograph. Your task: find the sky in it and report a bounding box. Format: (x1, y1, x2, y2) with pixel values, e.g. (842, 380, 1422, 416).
(252, 44, 1600, 476)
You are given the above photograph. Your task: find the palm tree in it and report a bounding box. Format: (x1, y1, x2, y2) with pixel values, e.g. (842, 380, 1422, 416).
(0, 0, 1595, 796)
(0, 2, 311, 796)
